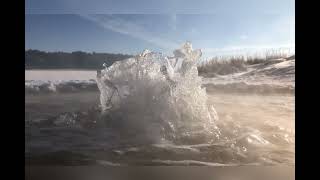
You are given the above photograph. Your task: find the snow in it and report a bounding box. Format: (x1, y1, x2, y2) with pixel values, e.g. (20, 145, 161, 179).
(25, 70, 96, 81)
(202, 59, 295, 87)
(25, 53, 294, 95)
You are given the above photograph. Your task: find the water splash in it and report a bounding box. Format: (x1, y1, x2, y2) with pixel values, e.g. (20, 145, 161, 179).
(96, 42, 220, 144)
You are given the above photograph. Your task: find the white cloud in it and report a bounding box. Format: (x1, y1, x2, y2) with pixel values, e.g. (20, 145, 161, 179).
(79, 14, 179, 49)
(240, 35, 248, 40)
(190, 28, 197, 34)
(170, 14, 177, 30)
(251, 15, 295, 46)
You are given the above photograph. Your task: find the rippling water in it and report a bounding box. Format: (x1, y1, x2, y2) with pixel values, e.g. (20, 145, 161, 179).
(25, 92, 294, 166)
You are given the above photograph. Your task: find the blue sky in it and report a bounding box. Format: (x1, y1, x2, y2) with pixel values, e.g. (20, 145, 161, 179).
(25, 0, 295, 58)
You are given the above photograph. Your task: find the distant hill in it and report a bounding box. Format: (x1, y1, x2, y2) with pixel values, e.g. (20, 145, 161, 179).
(25, 49, 133, 69)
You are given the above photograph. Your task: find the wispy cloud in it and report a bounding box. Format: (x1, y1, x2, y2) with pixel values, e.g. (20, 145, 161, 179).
(79, 14, 179, 50)
(239, 35, 248, 40)
(170, 14, 177, 31)
(202, 15, 295, 58)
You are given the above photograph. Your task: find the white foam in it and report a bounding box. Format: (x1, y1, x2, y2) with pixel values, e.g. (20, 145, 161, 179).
(151, 159, 235, 166)
(96, 42, 220, 143)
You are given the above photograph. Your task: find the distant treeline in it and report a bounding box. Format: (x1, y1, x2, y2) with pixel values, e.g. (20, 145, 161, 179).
(25, 49, 133, 69)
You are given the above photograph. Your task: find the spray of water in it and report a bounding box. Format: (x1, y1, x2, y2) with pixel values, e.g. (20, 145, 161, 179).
(96, 42, 220, 144)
